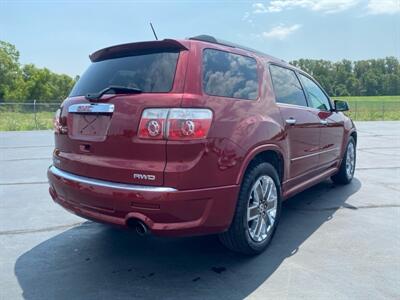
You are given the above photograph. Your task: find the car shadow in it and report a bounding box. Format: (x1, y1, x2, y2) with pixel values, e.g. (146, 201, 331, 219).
(15, 178, 361, 300)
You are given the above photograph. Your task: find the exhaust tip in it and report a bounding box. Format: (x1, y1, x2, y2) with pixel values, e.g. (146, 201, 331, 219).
(135, 221, 148, 236)
(127, 219, 149, 236)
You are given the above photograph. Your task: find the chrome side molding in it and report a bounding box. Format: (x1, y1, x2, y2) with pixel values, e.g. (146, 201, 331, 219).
(68, 103, 115, 114)
(48, 166, 177, 192)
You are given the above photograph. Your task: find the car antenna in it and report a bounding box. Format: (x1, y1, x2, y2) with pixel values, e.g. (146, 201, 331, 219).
(150, 22, 158, 40)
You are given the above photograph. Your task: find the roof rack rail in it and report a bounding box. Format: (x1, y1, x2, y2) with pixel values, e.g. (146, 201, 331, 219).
(189, 35, 264, 55)
(189, 34, 286, 63)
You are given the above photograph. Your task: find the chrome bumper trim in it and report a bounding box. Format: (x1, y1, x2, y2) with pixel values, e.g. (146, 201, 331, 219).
(48, 165, 177, 192)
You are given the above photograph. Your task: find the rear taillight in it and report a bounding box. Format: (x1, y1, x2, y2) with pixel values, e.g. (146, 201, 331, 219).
(53, 108, 62, 134)
(53, 108, 67, 134)
(138, 109, 169, 140)
(138, 108, 213, 140)
(167, 109, 213, 140)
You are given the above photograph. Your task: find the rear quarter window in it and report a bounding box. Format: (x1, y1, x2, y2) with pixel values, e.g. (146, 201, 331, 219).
(202, 49, 259, 100)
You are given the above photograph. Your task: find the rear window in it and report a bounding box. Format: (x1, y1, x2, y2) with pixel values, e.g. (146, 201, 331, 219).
(202, 49, 259, 100)
(70, 50, 179, 96)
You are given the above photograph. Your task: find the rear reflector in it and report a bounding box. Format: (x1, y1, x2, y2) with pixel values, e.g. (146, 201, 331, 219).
(138, 108, 213, 140)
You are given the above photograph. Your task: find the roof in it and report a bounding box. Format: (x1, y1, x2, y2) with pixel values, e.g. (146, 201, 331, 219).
(189, 34, 289, 66)
(89, 35, 294, 69)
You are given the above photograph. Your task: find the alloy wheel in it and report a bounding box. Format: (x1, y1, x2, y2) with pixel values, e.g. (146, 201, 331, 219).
(247, 175, 278, 243)
(346, 142, 355, 178)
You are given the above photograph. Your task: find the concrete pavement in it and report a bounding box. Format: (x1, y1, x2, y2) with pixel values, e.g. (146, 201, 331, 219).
(0, 122, 399, 299)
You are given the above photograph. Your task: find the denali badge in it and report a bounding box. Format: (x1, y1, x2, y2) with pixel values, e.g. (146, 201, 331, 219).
(133, 173, 156, 181)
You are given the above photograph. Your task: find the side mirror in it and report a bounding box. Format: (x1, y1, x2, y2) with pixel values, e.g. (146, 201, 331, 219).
(334, 100, 349, 112)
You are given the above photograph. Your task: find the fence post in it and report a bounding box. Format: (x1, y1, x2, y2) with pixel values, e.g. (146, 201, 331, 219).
(33, 99, 38, 129)
(382, 102, 384, 121)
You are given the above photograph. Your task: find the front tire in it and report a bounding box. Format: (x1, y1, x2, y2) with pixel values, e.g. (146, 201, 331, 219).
(219, 162, 282, 255)
(331, 136, 356, 184)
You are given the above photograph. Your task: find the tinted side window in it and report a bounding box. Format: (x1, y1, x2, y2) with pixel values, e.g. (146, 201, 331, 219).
(299, 74, 331, 111)
(269, 65, 307, 107)
(203, 49, 258, 100)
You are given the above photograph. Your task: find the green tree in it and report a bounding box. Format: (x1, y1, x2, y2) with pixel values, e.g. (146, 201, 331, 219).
(1, 40, 399, 101)
(0, 40, 76, 102)
(21, 64, 75, 101)
(0, 41, 23, 100)
(291, 57, 400, 97)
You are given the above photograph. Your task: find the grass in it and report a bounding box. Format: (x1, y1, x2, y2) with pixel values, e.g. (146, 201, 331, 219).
(334, 96, 400, 120)
(0, 96, 399, 131)
(334, 95, 400, 102)
(0, 111, 54, 131)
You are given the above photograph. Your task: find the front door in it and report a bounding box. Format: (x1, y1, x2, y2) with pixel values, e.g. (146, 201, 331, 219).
(298, 73, 345, 169)
(269, 64, 322, 181)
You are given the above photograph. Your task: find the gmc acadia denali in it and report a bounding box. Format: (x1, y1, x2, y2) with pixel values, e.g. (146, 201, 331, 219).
(48, 35, 357, 255)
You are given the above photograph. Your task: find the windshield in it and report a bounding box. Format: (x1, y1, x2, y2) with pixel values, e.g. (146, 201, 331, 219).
(70, 50, 179, 97)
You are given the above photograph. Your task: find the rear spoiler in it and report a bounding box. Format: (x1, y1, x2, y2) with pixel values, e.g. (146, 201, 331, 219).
(89, 39, 189, 62)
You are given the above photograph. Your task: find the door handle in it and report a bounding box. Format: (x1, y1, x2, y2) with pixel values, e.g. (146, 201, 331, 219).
(320, 120, 328, 125)
(285, 118, 296, 125)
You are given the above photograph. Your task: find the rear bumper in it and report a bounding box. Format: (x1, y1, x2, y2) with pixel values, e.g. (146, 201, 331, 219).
(47, 166, 239, 236)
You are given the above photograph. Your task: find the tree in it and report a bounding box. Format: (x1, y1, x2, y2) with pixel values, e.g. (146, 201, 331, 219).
(291, 57, 400, 96)
(0, 41, 23, 100)
(1, 40, 399, 101)
(0, 40, 76, 102)
(21, 64, 75, 101)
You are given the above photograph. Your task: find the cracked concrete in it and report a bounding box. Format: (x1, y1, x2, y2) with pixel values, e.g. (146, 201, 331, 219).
(0, 121, 399, 300)
(0, 222, 86, 236)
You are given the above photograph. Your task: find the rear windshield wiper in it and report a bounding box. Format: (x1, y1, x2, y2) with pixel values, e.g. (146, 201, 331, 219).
(85, 85, 142, 100)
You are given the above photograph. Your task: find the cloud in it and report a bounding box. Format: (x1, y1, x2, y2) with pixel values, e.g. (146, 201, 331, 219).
(253, 0, 360, 14)
(262, 24, 302, 40)
(242, 11, 254, 24)
(253, 3, 270, 13)
(366, 0, 400, 15)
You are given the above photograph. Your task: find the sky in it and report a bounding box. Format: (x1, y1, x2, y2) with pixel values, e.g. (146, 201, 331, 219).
(1, 0, 399, 77)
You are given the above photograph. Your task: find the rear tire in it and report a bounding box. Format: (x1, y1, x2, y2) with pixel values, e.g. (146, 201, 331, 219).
(219, 162, 281, 255)
(331, 136, 356, 184)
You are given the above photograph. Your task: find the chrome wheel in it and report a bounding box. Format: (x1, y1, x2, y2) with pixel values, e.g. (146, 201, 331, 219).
(346, 142, 355, 178)
(247, 175, 278, 243)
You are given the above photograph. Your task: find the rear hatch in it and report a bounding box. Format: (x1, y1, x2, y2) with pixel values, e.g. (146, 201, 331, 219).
(54, 40, 189, 186)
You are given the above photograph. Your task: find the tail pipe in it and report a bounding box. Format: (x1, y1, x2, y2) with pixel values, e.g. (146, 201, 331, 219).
(127, 219, 149, 236)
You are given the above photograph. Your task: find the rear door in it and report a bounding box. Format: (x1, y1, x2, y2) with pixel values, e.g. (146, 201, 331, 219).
(269, 64, 321, 180)
(298, 73, 345, 169)
(55, 41, 189, 186)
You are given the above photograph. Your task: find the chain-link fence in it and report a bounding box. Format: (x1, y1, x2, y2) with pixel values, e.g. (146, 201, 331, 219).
(346, 100, 400, 121)
(0, 101, 60, 131)
(0, 100, 399, 131)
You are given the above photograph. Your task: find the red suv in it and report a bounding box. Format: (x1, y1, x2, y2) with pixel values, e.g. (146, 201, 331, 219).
(48, 35, 357, 255)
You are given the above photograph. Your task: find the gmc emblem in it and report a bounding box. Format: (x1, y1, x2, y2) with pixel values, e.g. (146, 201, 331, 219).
(133, 173, 156, 181)
(76, 105, 93, 112)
